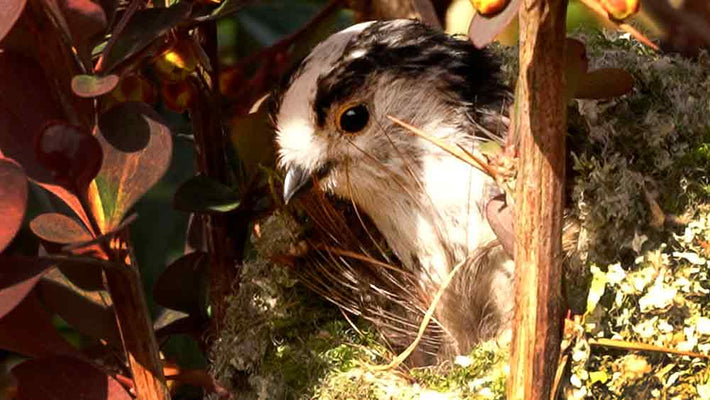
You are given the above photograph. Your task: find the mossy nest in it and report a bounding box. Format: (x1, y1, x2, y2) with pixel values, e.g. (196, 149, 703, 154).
(209, 31, 710, 400)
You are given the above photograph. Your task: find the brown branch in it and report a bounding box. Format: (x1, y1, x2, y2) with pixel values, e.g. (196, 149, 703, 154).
(188, 74, 238, 338)
(507, 0, 567, 398)
(104, 263, 170, 400)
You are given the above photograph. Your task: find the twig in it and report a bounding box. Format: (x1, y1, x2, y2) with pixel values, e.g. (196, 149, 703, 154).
(386, 115, 496, 178)
(589, 338, 710, 360)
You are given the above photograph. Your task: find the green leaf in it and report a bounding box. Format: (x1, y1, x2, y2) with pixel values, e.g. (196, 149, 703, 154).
(153, 251, 209, 315)
(173, 175, 240, 213)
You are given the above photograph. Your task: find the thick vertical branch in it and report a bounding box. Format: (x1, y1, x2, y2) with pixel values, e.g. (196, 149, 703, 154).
(508, 0, 567, 398)
(189, 75, 238, 336)
(105, 267, 170, 400)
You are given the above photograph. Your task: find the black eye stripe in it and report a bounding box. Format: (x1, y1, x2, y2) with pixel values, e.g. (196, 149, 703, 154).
(312, 20, 506, 128)
(338, 104, 369, 133)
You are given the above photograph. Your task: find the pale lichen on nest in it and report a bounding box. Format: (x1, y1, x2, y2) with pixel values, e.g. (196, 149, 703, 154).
(562, 33, 710, 400)
(210, 31, 710, 400)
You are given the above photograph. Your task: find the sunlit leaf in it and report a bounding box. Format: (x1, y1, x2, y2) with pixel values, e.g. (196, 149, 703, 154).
(0, 157, 28, 252)
(71, 74, 119, 97)
(0, 292, 79, 357)
(154, 308, 191, 333)
(93, 102, 172, 232)
(0, 52, 93, 230)
(35, 122, 103, 191)
(468, 0, 521, 49)
(13, 356, 132, 400)
(100, 2, 192, 73)
(39, 268, 120, 345)
(173, 175, 240, 214)
(0, 257, 53, 318)
(153, 251, 208, 315)
(30, 213, 93, 244)
(0, 0, 26, 42)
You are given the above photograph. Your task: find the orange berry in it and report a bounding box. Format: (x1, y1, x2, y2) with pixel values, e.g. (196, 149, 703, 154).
(470, 0, 509, 15)
(599, 0, 639, 20)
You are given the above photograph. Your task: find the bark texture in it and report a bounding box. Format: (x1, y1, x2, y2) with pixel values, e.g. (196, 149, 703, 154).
(508, 0, 568, 398)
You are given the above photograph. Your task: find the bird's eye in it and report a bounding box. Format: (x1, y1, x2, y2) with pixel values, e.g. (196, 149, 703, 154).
(337, 104, 369, 133)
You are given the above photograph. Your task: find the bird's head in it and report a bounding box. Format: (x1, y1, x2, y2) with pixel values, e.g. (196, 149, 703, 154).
(273, 19, 507, 204)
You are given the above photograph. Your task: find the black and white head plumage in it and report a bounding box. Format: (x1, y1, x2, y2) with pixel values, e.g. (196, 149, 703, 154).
(273, 19, 514, 360)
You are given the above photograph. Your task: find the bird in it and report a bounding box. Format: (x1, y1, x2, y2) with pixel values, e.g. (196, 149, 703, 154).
(271, 19, 515, 361)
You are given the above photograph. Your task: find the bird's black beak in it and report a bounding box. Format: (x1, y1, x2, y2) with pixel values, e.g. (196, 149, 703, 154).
(283, 165, 311, 204)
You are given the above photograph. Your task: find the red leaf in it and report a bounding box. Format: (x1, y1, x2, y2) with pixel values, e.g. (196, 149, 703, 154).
(39, 268, 121, 345)
(0, 52, 93, 231)
(36, 121, 103, 191)
(0, 292, 79, 357)
(30, 213, 93, 245)
(0, 0, 27, 42)
(0, 157, 28, 252)
(56, 0, 107, 59)
(13, 356, 132, 400)
(0, 256, 53, 318)
(92, 102, 172, 232)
